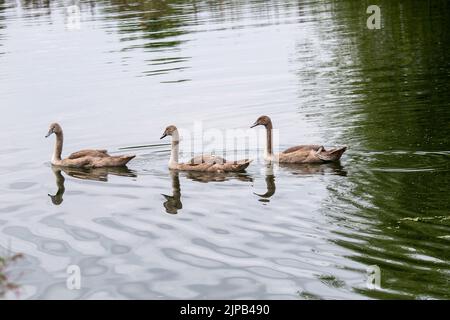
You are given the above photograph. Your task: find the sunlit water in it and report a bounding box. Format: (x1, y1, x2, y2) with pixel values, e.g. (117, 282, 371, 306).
(0, 0, 449, 299)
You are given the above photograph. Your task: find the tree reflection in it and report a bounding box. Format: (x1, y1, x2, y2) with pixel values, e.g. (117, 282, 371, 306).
(312, 0, 450, 299)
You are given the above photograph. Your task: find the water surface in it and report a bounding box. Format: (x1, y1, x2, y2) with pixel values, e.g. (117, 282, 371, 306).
(0, 0, 449, 299)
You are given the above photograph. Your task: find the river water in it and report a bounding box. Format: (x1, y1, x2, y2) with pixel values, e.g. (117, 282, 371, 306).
(0, 0, 449, 299)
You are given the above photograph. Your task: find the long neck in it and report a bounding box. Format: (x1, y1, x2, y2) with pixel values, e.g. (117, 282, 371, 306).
(53, 132, 63, 162)
(171, 171, 181, 197)
(265, 123, 273, 157)
(54, 169, 65, 196)
(169, 131, 180, 166)
(49, 169, 65, 205)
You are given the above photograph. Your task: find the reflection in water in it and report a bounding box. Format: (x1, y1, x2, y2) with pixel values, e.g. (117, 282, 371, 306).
(162, 170, 253, 214)
(57, 165, 136, 182)
(279, 162, 347, 177)
(104, 0, 195, 80)
(185, 171, 253, 184)
(162, 171, 182, 214)
(254, 164, 276, 203)
(9, 0, 193, 79)
(0, 3, 5, 45)
(48, 168, 65, 205)
(48, 166, 136, 205)
(319, 0, 450, 299)
(254, 162, 346, 203)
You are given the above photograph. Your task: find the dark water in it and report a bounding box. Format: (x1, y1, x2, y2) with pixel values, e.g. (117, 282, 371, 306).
(0, 0, 449, 299)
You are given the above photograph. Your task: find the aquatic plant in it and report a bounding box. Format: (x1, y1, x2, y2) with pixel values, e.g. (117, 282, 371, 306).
(0, 253, 23, 298)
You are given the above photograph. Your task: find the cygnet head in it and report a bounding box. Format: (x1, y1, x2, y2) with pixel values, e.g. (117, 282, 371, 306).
(160, 125, 178, 140)
(250, 115, 272, 128)
(45, 123, 63, 138)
